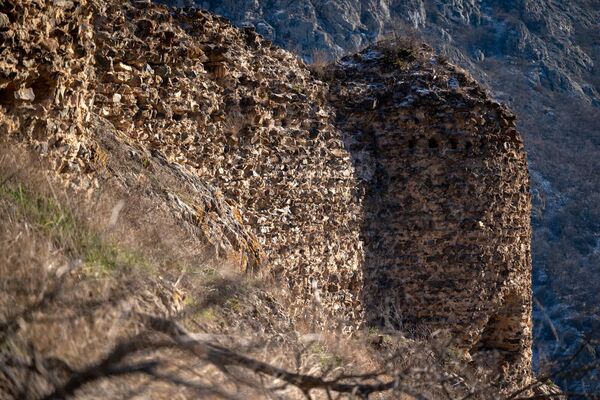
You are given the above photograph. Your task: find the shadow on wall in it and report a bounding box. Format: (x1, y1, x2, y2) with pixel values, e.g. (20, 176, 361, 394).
(327, 46, 533, 381)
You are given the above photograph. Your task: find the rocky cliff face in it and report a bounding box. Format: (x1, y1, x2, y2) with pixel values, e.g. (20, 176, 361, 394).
(1, 0, 533, 389)
(180, 0, 599, 103)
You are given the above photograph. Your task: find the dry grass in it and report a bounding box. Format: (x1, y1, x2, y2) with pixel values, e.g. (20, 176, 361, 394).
(0, 145, 397, 399)
(0, 143, 572, 400)
(0, 146, 431, 399)
(307, 49, 335, 80)
(0, 145, 245, 398)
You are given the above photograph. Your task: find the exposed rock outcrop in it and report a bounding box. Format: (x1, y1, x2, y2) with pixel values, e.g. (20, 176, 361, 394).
(189, 0, 599, 104)
(1, 0, 533, 388)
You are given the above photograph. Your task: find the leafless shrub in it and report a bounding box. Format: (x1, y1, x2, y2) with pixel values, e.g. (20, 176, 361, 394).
(307, 49, 336, 81)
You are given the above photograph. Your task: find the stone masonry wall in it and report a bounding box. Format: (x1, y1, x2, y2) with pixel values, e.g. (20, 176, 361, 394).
(0, 0, 96, 176)
(2, 0, 366, 326)
(88, 1, 366, 324)
(2, 0, 533, 382)
(0, 0, 264, 274)
(327, 42, 532, 380)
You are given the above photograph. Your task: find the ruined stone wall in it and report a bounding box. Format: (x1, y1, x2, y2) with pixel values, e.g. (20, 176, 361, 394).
(0, 0, 96, 176)
(328, 43, 532, 379)
(87, 1, 366, 323)
(0, 0, 264, 273)
(2, 0, 533, 381)
(2, 0, 366, 325)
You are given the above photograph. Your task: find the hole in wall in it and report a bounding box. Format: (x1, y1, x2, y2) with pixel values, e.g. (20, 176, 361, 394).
(428, 137, 438, 148)
(473, 288, 524, 354)
(30, 75, 56, 104)
(0, 87, 15, 109)
(449, 137, 458, 150)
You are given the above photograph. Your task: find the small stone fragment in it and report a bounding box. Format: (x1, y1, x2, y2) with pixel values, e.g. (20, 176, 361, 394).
(0, 13, 9, 29)
(15, 87, 35, 101)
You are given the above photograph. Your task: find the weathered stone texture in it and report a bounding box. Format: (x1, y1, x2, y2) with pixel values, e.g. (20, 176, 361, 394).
(1, 0, 533, 384)
(2, 0, 365, 324)
(88, 1, 365, 322)
(0, 0, 264, 271)
(328, 43, 532, 379)
(0, 0, 96, 176)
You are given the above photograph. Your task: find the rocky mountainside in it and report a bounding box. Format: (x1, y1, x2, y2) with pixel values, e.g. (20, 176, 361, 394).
(178, 0, 600, 393)
(0, 0, 553, 398)
(184, 0, 599, 104)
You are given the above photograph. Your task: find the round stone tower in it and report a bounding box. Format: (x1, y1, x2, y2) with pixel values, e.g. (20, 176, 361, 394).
(328, 41, 532, 381)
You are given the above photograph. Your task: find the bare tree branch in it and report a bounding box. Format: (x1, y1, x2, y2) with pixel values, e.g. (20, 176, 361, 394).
(39, 336, 171, 400)
(140, 313, 429, 399)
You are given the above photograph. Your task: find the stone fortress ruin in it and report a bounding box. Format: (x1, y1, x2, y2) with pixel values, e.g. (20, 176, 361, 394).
(328, 44, 532, 380)
(1, 0, 533, 385)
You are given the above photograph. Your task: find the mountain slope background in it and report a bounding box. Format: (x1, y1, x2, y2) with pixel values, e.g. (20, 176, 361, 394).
(176, 0, 600, 393)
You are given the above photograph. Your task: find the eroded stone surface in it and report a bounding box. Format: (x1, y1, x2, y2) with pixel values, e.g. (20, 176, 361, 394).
(328, 42, 532, 381)
(1, 0, 533, 386)
(1, 0, 365, 325)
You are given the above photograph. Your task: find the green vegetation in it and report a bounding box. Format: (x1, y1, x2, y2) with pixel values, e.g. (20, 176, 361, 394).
(0, 181, 77, 245)
(0, 179, 149, 275)
(310, 342, 343, 370)
(198, 306, 219, 322)
(367, 326, 401, 346)
(82, 235, 149, 276)
(224, 296, 242, 311)
(375, 40, 418, 72)
(367, 326, 379, 336)
(445, 345, 466, 361)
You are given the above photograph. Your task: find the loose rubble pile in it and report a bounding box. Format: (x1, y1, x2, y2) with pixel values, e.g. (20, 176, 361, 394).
(1, 0, 533, 387)
(327, 42, 532, 382)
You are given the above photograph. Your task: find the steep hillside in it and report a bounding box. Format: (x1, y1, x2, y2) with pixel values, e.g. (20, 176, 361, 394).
(191, 0, 599, 103)
(0, 0, 548, 398)
(186, 0, 600, 393)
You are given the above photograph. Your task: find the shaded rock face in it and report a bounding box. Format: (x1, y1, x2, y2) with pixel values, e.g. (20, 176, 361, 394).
(168, 0, 420, 60)
(2, 0, 532, 384)
(328, 43, 532, 379)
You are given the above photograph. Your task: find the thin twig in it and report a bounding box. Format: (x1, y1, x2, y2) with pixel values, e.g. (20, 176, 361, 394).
(141, 313, 429, 399)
